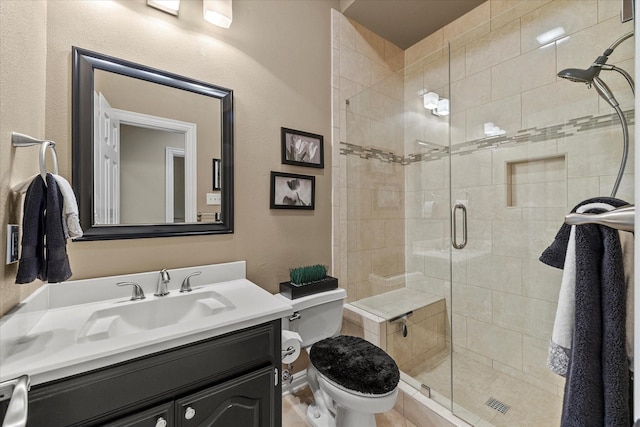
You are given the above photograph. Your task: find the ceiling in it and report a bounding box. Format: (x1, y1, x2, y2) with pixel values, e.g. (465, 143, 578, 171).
(341, 0, 488, 50)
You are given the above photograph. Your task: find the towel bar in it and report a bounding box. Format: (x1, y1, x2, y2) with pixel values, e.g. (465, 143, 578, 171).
(564, 204, 634, 232)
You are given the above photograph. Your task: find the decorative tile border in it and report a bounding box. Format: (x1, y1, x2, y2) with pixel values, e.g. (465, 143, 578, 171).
(340, 110, 634, 165)
(340, 143, 404, 163)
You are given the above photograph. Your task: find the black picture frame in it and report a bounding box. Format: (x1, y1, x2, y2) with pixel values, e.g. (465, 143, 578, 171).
(281, 127, 324, 168)
(270, 172, 315, 210)
(72, 46, 234, 240)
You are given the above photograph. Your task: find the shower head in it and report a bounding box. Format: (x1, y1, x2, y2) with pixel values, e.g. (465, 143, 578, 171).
(557, 31, 634, 84)
(557, 65, 603, 84)
(557, 60, 619, 108)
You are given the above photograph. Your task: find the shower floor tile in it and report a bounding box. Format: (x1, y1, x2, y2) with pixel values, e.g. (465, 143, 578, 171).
(403, 350, 563, 426)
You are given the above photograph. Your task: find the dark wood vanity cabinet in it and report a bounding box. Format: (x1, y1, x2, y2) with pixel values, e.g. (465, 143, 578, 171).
(25, 321, 281, 427)
(174, 367, 273, 426)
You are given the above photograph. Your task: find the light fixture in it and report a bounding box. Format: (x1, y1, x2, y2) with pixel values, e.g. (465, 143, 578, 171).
(146, 0, 180, 16)
(434, 98, 450, 116)
(423, 92, 439, 110)
(484, 122, 506, 136)
(203, 0, 233, 28)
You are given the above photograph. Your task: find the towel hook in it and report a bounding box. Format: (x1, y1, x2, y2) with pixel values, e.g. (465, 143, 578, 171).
(12, 132, 59, 184)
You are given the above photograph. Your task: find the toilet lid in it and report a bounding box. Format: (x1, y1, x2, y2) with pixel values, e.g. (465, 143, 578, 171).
(309, 335, 400, 395)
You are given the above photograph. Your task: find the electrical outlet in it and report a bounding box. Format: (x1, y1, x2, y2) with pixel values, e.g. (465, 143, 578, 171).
(6, 224, 19, 264)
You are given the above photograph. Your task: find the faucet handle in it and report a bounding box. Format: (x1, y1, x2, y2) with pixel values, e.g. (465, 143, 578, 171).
(180, 271, 202, 293)
(117, 282, 146, 301)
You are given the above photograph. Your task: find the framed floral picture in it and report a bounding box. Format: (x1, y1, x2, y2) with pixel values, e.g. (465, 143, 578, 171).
(281, 127, 324, 168)
(270, 172, 315, 210)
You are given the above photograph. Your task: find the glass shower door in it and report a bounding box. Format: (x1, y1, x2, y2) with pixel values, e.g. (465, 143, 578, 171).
(446, 3, 634, 425)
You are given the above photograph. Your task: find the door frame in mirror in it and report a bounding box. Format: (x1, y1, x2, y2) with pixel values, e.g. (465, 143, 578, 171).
(72, 47, 233, 240)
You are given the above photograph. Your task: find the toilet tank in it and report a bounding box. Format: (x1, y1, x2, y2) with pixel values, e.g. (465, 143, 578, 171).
(276, 288, 346, 347)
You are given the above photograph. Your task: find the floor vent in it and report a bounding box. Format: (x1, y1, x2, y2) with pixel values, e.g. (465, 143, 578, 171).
(485, 397, 510, 414)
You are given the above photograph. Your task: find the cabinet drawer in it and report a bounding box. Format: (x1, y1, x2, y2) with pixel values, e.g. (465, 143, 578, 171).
(27, 322, 277, 426)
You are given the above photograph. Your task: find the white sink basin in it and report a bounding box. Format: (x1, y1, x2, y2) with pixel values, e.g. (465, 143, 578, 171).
(0, 261, 294, 386)
(77, 290, 235, 342)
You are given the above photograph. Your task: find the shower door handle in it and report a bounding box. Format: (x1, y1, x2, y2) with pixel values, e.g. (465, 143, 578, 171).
(451, 203, 467, 249)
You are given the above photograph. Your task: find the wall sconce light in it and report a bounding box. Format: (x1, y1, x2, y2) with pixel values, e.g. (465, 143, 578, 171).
(424, 91, 449, 116)
(433, 98, 450, 116)
(203, 0, 233, 28)
(484, 122, 506, 136)
(423, 92, 439, 110)
(146, 0, 180, 16)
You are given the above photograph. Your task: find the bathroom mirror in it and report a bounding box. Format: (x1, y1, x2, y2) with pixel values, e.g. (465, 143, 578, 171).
(72, 47, 233, 240)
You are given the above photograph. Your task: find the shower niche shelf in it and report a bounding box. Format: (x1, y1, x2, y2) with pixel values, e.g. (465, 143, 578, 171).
(506, 154, 566, 208)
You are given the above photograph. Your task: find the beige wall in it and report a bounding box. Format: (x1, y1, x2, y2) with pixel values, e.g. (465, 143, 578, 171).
(0, 0, 48, 315)
(1, 0, 338, 315)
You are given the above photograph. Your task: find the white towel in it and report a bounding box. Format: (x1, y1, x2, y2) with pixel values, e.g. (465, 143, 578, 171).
(51, 174, 83, 239)
(620, 230, 634, 371)
(548, 202, 617, 376)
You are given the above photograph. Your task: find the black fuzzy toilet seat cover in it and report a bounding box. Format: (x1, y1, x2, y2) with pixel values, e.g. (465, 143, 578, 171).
(309, 335, 400, 395)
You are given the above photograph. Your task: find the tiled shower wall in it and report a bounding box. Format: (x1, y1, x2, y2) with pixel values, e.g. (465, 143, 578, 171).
(331, 9, 405, 302)
(333, 0, 634, 398)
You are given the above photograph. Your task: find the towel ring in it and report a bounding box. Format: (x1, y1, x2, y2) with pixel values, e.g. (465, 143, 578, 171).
(39, 141, 58, 181)
(12, 132, 59, 185)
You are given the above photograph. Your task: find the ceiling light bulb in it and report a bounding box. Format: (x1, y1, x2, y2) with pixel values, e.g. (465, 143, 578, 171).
(204, 0, 233, 28)
(147, 0, 180, 15)
(423, 92, 439, 110)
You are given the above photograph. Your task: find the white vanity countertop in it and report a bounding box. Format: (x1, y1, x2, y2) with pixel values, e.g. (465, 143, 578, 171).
(0, 261, 293, 386)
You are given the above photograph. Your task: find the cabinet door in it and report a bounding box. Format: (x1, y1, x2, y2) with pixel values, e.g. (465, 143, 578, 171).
(176, 367, 274, 427)
(102, 402, 174, 427)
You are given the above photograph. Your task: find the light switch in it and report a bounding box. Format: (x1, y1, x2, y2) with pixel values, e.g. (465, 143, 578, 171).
(6, 224, 19, 264)
(206, 193, 221, 205)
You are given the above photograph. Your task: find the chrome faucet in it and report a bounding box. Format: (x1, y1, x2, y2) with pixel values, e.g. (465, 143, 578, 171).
(155, 269, 171, 297)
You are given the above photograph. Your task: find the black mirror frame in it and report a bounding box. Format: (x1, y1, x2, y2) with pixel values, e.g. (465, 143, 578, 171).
(72, 47, 233, 240)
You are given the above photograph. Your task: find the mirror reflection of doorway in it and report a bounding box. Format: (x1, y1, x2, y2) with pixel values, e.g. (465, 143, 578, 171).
(120, 125, 185, 224)
(166, 147, 186, 223)
(93, 91, 198, 225)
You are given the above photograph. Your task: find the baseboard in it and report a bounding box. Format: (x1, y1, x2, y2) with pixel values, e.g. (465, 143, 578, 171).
(281, 368, 308, 396)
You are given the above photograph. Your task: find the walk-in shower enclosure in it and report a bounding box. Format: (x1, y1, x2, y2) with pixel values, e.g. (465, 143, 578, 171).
(332, 1, 635, 425)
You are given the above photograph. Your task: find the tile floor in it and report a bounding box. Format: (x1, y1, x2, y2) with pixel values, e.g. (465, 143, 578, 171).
(403, 350, 563, 426)
(282, 386, 417, 427)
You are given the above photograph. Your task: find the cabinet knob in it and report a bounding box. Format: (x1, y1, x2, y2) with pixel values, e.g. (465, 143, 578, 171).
(155, 417, 167, 427)
(185, 406, 196, 420)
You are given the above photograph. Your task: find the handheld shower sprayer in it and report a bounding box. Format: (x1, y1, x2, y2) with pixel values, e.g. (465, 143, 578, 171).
(557, 31, 634, 90)
(556, 31, 633, 198)
(592, 76, 619, 108)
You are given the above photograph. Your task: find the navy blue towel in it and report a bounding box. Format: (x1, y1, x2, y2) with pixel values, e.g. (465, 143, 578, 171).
(16, 174, 72, 284)
(540, 198, 630, 426)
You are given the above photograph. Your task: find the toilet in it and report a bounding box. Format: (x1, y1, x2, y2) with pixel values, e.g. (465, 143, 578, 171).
(277, 288, 399, 427)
